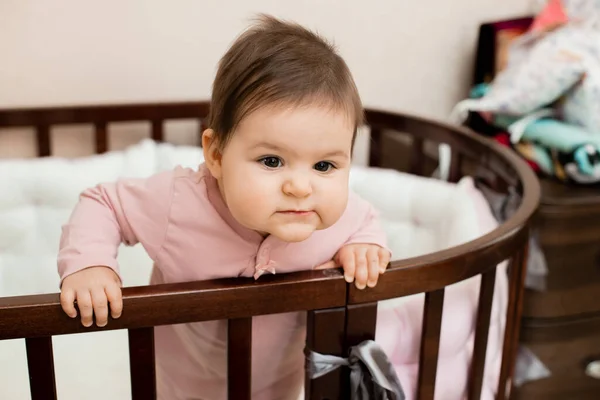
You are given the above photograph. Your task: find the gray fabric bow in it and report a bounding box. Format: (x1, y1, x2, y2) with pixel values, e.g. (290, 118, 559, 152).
(306, 340, 405, 400)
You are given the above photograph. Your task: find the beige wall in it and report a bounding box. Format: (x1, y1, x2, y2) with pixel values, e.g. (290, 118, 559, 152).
(0, 0, 535, 159)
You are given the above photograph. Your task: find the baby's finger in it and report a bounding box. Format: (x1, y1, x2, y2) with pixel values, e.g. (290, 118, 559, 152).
(354, 247, 368, 290)
(106, 283, 123, 319)
(314, 260, 337, 270)
(338, 250, 355, 283)
(379, 248, 391, 273)
(60, 289, 77, 318)
(76, 290, 94, 328)
(366, 247, 380, 288)
(91, 289, 109, 327)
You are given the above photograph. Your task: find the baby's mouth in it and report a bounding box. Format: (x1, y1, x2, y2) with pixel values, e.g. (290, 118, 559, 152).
(277, 210, 314, 217)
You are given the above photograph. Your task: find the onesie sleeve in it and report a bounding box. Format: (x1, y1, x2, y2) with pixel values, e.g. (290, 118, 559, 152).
(344, 193, 391, 256)
(57, 170, 175, 285)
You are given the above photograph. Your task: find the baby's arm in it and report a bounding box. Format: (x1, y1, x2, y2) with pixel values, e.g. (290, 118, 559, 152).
(58, 170, 174, 327)
(316, 196, 391, 289)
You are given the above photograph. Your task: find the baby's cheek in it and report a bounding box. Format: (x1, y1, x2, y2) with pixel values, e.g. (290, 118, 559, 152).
(317, 182, 349, 228)
(225, 177, 271, 220)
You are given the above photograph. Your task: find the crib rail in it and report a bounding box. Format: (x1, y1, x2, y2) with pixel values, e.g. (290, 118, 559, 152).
(0, 102, 209, 155)
(0, 270, 345, 339)
(0, 269, 347, 400)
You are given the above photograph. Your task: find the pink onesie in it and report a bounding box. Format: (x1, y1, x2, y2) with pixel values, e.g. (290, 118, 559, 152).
(57, 163, 388, 400)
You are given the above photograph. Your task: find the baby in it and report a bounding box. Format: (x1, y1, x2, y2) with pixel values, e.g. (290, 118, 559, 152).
(58, 14, 390, 400)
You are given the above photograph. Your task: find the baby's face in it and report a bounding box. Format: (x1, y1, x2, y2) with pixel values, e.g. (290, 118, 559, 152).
(216, 104, 354, 242)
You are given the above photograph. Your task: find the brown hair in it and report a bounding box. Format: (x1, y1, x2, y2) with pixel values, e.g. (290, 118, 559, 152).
(207, 14, 364, 148)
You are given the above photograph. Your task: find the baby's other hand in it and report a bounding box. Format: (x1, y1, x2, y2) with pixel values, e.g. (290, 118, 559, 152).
(315, 244, 390, 290)
(60, 266, 122, 328)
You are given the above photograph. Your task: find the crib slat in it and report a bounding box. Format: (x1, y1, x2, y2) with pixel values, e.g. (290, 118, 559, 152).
(467, 269, 497, 400)
(345, 302, 378, 346)
(228, 317, 252, 400)
(151, 119, 164, 142)
(25, 336, 57, 400)
(36, 125, 51, 157)
(416, 288, 445, 400)
(369, 127, 383, 167)
(497, 245, 529, 400)
(448, 152, 463, 183)
(409, 137, 425, 175)
(128, 327, 156, 400)
(95, 121, 108, 153)
(305, 307, 347, 399)
(344, 303, 378, 398)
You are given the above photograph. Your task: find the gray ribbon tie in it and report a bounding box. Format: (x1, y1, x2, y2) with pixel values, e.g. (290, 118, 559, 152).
(306, 340, 405, 400)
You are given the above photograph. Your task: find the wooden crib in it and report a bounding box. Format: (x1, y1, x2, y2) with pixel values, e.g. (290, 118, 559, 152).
(0, 102, 540, 400)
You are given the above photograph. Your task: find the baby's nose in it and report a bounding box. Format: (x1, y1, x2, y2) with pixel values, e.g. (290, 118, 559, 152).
(282, 176, 312, 197)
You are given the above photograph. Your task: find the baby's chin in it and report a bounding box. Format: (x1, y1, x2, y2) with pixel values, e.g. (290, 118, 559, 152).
(267, 223, 318, 243)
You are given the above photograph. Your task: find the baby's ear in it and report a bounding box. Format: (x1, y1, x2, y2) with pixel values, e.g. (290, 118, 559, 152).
(202, 129, 223, 179)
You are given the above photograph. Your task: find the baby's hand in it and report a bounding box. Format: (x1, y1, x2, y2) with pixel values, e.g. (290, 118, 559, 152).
(315, 244, 390, 290)
(60, 266, 122, 328)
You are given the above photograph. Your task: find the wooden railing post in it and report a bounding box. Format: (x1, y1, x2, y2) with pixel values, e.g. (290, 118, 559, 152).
(416, 289, 445, 400)
(128, 327, 156, 400)
(95, 121, 108, 153)
(498, 243, 530, 399)
(468, 269, 497, 400)
(227, 317, 252, 400)
(305, 307, 347, 399)
(369, 127, 383, 167)
(25, 336, 57, 400)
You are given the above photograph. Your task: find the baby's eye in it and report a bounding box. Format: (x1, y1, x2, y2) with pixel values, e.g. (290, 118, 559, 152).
(259, 156, 283, 169)
(314, 161, 335, 172)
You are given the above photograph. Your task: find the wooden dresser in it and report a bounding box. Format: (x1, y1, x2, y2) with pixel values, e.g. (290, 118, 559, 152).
(511, 180, 600, 399)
